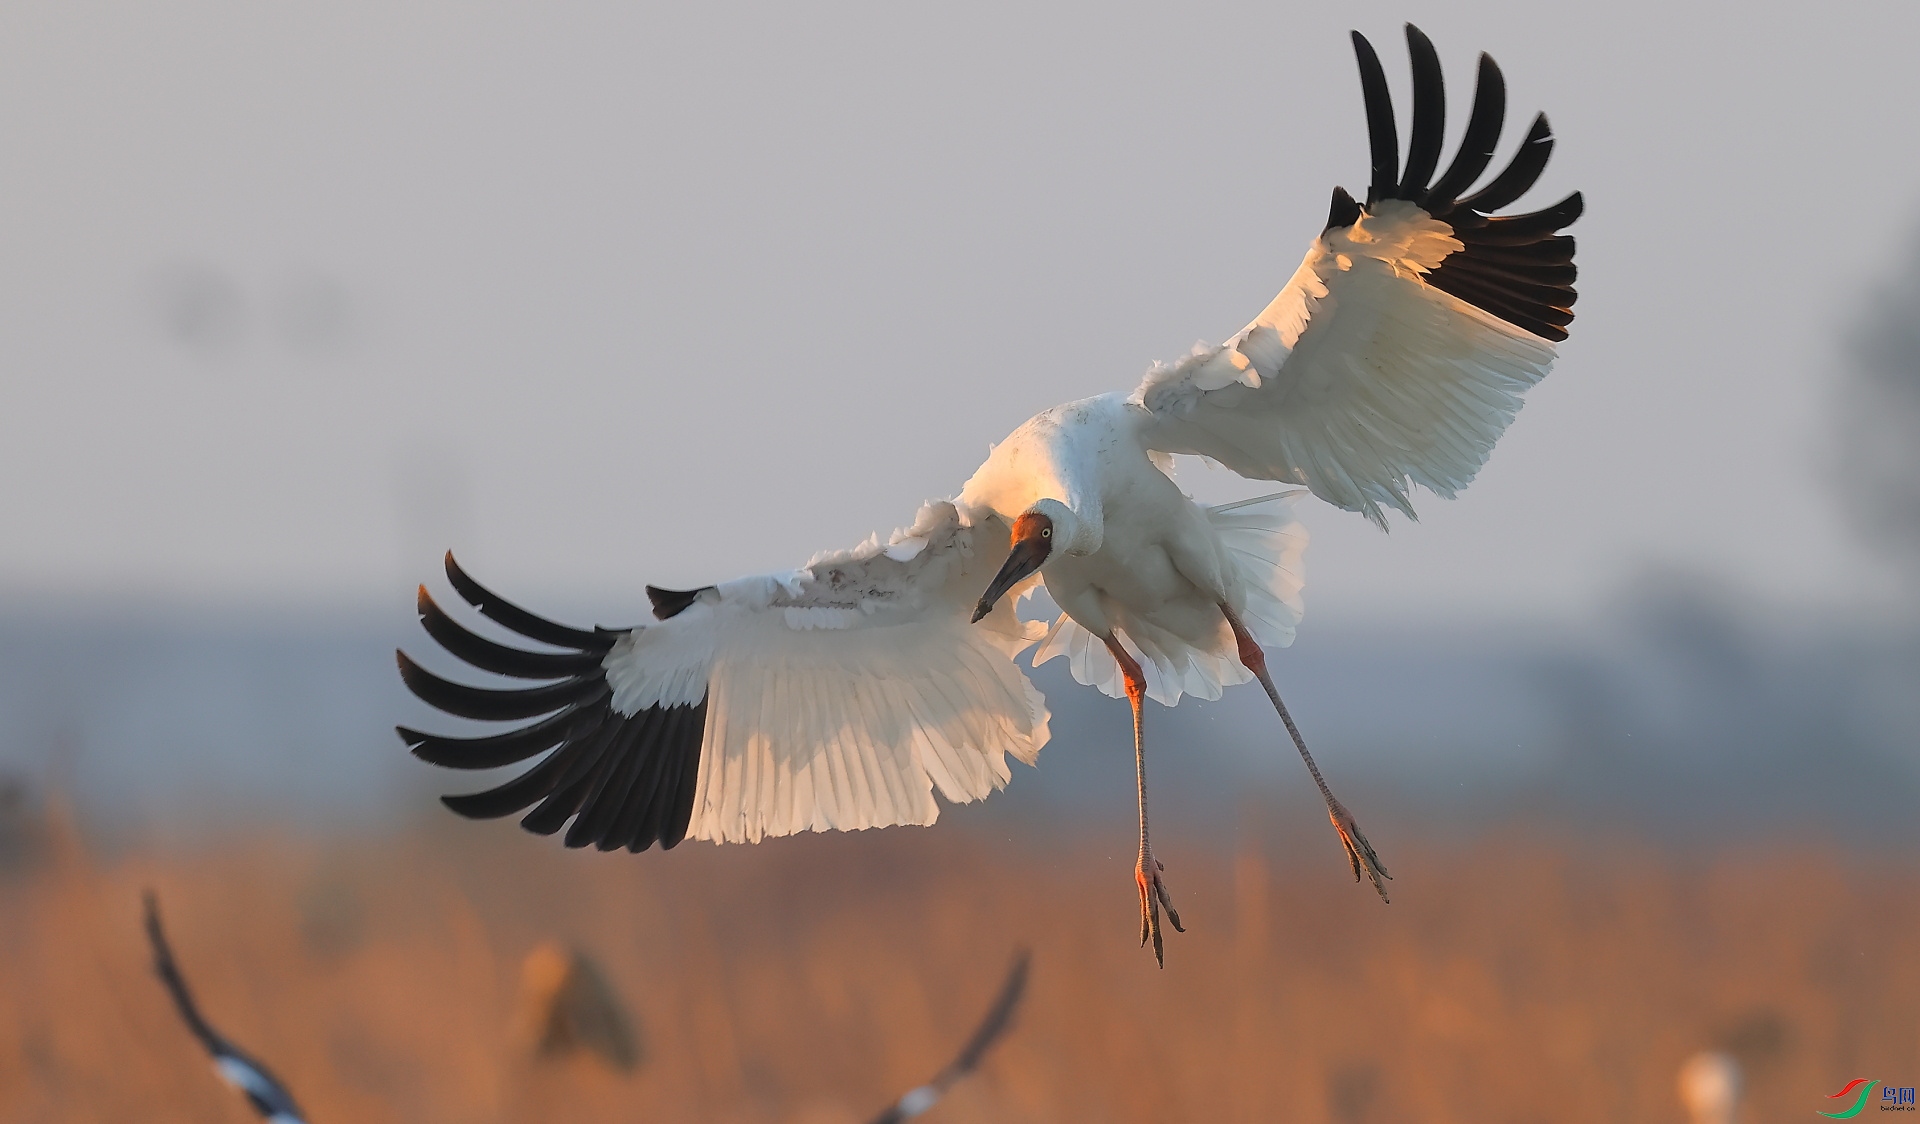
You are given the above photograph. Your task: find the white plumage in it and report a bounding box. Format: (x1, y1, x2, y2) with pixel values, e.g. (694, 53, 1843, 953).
(609, 500, 1050, 844)
(399, 23, 1582, 964)
(1139, 199, 1558, 528)
(1031, 491, 1307, 705)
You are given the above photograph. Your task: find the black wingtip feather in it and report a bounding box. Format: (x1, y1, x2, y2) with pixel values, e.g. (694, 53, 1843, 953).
(610, 709, 674, 851)
(1457, 113, 1554, 214)
(1429, 271, 1575, 331)
(1468, 236, 1577, 267)
(645, 585, 712, 621)
(443, 552, 613, 652)
(1326, 186, 1362, 231)
(1444, 256, 1577, 288)
(417, 586, 605, 680)
(438, 724, 592, 819)
(1428, 283, 1572, 341)
(402, 705, 593, 769)
(397, 649, 608, 722)
(531, 770, 601, 839)
(1422, 53, 1506, 212)
(440, 791, 490, 818)
(1349, 31, 1398, 206)
(1398, 24, 1447, 197)
(949, 950, 1030, 1075)
(662, 706, 703, 849)
(144, 894, 309, 1122)
(1496, 189, 1583, 226)
(1436, 255, 1579, 301)
(536, 700, 708, 853)
(570, 717, 652, 848)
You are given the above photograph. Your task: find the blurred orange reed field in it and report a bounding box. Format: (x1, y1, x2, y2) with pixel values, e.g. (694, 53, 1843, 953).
(3, 810, 1917, 1124)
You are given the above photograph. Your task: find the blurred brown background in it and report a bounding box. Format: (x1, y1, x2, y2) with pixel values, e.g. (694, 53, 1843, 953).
(5, 1, 1920, 1121)
(3, 795, 1916, 1123)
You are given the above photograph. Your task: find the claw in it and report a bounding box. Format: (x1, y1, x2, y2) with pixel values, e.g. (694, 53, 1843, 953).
(1328, 801, 1392, 903)
(1135, 852, 1184, 967)
(1137, 870, 1151, 948)
(1159, 881, 1184, 935)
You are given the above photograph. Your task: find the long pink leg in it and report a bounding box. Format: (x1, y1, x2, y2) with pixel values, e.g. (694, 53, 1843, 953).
(1103, 634, 1183, 965)
(1222, 605, 1391, 901)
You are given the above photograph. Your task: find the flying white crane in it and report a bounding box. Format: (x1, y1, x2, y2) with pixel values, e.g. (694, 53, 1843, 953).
(399, 24, 1580, 965)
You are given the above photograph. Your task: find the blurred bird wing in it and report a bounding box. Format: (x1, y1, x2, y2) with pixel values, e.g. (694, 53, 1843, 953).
(399, 501, 1052, 852)
(867, 950, 1029, 1124)
(1134, 26, 1579, 529)
(143, 895, 309, 1124)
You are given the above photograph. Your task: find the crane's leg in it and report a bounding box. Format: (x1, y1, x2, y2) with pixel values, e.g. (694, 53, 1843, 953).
(1104, 633, 1183, 966)
(1221, 605, 1392, 902)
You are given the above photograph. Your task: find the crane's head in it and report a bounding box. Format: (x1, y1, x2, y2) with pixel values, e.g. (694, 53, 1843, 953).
(971, 509, 1055, 624)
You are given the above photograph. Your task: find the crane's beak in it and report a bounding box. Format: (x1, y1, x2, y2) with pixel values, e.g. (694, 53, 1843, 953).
(971, 520, 1052, 624)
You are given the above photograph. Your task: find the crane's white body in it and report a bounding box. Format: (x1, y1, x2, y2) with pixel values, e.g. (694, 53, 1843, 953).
(961, 392, 1306, 706)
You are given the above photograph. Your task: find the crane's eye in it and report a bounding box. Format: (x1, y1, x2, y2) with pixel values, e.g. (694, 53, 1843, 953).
(1040, 527, 1051, 538)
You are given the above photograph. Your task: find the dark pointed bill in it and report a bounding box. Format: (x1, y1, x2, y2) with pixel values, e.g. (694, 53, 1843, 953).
(971, 513, 1055, 623)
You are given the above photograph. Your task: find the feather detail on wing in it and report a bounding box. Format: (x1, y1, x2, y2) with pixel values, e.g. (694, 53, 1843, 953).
(1030, 492, 1307, 706)
(398, 502, 1052, 850)
(1134, 25, 1579, 529)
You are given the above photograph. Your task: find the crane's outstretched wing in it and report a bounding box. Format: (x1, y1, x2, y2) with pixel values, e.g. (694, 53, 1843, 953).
(398, 501, 1051, 848)
(1136, 24, 1581, 528)
(143, 893, 309, 1124)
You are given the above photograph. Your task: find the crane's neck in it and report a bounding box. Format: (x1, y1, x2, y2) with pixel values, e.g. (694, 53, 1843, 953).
(960, 395, 1127, 557)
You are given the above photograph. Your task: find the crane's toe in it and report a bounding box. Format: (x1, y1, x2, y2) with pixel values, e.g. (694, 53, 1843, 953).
(1327, 800, 1392, 902)
(1135, 851, 1184, 967)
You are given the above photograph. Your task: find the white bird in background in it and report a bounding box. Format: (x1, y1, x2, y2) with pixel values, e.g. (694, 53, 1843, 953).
(399, 24, 1581, 965)
(1677, 1051, 1742, 1124)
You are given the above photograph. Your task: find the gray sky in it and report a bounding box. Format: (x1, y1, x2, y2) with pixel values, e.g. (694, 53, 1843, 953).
(3, 0, 1918, 627)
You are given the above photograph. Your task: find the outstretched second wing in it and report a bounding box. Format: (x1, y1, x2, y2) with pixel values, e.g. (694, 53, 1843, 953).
(1136, 25, 1581, 528)
(398, 501, 1051, 849)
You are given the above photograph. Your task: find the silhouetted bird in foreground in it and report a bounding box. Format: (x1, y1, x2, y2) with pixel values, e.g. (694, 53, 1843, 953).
(142, 892, 308, 1124)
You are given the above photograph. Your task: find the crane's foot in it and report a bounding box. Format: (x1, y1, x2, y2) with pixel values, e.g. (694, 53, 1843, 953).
(1328, 799, 1392, 902)
(1136, 849, 1185, 967)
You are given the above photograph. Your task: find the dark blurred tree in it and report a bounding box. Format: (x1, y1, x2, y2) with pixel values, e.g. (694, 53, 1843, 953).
(1837, 231, 1920, 579)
